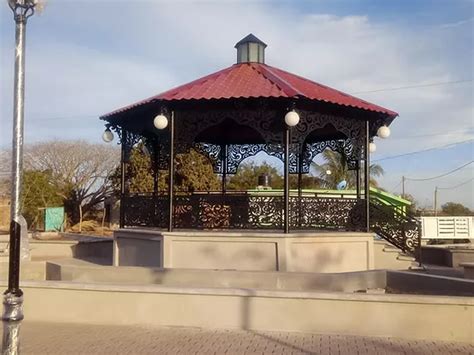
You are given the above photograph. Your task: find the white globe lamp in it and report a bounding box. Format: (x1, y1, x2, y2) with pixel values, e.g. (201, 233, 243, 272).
(284, 110, 300, 127)
(369, 142, 376, 153)
(377, 125, 390, 139)
(102, 128, 114, 143)
(154, 114, 168, 130)
(326, 170, 332, 175)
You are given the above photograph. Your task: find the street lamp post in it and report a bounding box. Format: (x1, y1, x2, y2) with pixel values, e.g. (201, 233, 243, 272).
(3, 1, 38, 354)
(283, 109, 300, 233)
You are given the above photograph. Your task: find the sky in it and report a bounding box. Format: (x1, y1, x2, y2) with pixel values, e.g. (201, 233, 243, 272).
(0, 0, 473, 209)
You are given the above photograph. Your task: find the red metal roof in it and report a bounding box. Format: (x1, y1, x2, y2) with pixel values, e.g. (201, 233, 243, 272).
(102, 63, 398, 118)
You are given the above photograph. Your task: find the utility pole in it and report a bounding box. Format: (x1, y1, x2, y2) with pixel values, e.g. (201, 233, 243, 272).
(434, 186, 438, 216)
(402, 176, 405, 196)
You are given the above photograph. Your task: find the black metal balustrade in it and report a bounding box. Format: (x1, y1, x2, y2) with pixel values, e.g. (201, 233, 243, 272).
(122, 191, 421, 259)
(369, 198, 421, 256)
(122, 191, 366, 232)
(122, 194, 168, 228)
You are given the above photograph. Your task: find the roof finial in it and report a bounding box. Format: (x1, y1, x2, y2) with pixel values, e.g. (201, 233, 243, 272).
(234, 33, 267, 64)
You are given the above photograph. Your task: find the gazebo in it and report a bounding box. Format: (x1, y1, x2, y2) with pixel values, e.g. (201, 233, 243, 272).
(100, 34, 420, 266)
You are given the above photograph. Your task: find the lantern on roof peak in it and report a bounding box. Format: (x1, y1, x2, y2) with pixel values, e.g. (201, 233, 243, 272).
(235, 33, 267, 64)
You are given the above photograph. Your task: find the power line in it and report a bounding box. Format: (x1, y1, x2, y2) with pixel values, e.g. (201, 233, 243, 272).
(405, 161, 473, 182)
(351, 79, 473, 94)
(390, 179, 403, 193)
(438, 177, 474, 190)
(373, 139, 474, 162)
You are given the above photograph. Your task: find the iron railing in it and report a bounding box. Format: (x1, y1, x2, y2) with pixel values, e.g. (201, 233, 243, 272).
(122, 191, 366, 231)
(122, 191, 421, 258)
(369, 198, 421, 257)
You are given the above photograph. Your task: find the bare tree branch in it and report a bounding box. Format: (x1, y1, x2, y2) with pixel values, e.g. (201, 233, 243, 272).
(23, 140, 120, 222)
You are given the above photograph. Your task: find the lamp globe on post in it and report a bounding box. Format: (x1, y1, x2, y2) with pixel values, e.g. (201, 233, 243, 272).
(154, 114, 168, 130)
(369, 141, 376, 153)
(377, 125, 390, 139)
(284, 110, 300, 127)
(102, 127, 114, 143)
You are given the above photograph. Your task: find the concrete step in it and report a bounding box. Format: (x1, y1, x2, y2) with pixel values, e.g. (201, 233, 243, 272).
(397, 254, 416, 262)
(382, 247, 402, 253)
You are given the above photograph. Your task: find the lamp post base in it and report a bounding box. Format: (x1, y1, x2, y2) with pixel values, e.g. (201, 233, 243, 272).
(2, 294, 23, 355)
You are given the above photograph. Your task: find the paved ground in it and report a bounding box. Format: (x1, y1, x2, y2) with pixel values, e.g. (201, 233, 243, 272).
(2, 322, 472, 354)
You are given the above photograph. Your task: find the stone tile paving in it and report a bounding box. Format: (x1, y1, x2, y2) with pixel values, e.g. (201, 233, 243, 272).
(4, 322, 473, 355)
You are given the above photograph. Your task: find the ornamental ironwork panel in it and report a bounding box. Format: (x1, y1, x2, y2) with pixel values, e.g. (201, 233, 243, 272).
(122, 193, 370, 232)
(301, 139, 359, 173)
(172, 193, 281, 230)
(122, 194, 168, 228)
(248, 195, 283, 229)
(289, 196, 365, 230)
(143, 137, 169, 170)
(297, 110, 365, 162)
(227, 144, 277, 174)
(194, 143, 223, 173)
(109, 128, 143, 162)
(176, 107, 282, 146)
(192, 143, 301, 174)
(369, 198, 421, 255)
(174, 195, 198, 228)
(192, 140, 361, 176)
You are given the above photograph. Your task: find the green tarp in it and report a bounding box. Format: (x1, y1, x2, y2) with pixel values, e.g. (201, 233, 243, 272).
(44, 207, 64, 231)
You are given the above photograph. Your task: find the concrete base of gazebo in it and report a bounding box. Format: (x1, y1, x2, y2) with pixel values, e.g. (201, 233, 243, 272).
(113, 229, 375, 273)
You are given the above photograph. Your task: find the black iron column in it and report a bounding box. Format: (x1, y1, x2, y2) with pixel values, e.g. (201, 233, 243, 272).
(297, 144, 303, 197)
(297, 144, 303, 227)
(356, 160, 361, 199)
(168, 111, 175, 232)
(221, 144, 227, 194)
(364, 120, 370, 232)
(283, 127, 290, 233)
(119, 130, 127, 229)
(152, 142, 159, 196)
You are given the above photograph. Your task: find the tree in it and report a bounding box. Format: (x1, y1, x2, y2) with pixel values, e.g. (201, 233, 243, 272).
(21, 170, 63, 228)
(289, 174, 323, 190)
(227, 161, 323, 191)
(312, 150, 384, 189)
(174, 149, 220, 191)
(124, 145, 155, 194)
(441, 202, 472, 216)
(23, 140, 120, 224)
(112, 146, 220, 194)
(400, 193, 418, 216)
(228, 161, 283, 190)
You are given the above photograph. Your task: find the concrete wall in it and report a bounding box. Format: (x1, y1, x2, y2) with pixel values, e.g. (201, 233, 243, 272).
(5, 280, 472, 343)
(0, 261, 46, 281)
(46, 261, 386, 292)
(114, 230, 374, 273)
(387, 271, 474, 296)
(72, 240, 113, 265)
(422, 246, 474, 267)
(0, 197, 10, 229)
(115, 232, 162, 267)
